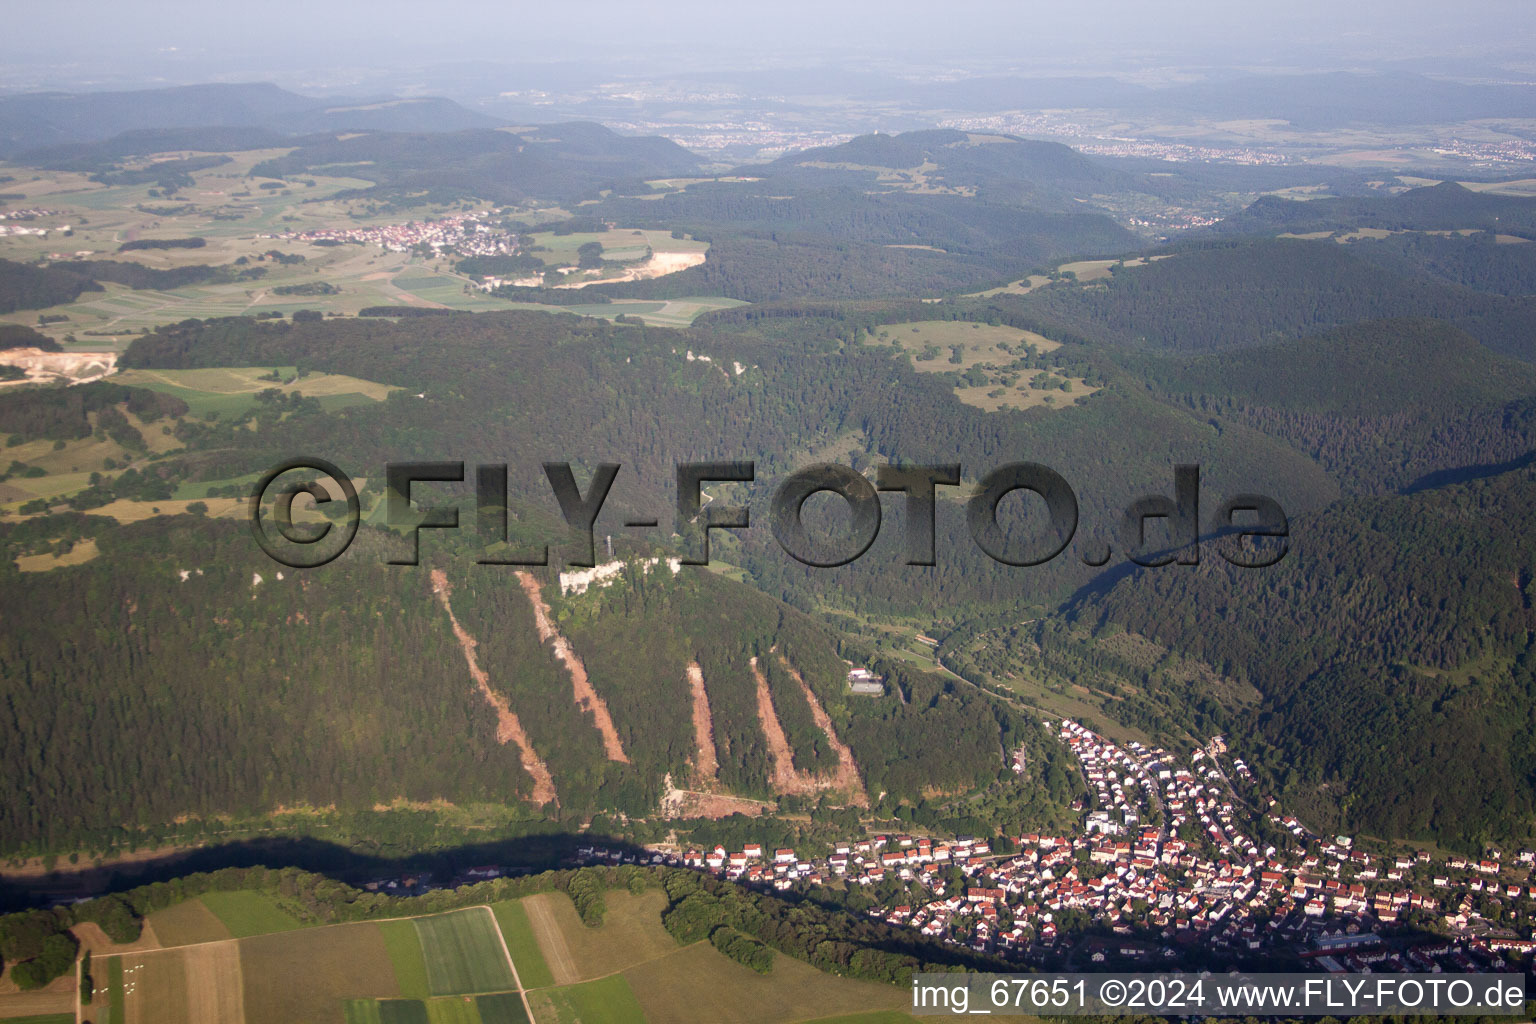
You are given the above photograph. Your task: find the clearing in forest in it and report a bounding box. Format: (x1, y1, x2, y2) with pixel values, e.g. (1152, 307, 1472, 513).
(515, 571, 629, 763)
(430, 570, 558, 805)
(878, 320, 1098, 413)
(749, 656, 867, 805)
(684, 661, 720, 785)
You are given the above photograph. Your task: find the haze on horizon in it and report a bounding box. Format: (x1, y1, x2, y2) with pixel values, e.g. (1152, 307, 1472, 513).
(4, 0, 1535, 96)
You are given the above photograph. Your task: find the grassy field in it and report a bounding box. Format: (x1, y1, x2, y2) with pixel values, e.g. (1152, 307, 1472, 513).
(106, 954, 124, 1023)
(622, 941, 909, 1024)
(240, 921, 400, 1024)
(473, 992, 530, 1024)
(412, 909, 517, 996)
(490, 900, 554, 989)
(113, 947, 192, 1024)
(0, 407, 180, 513)
(526, 228, 705, 273)
(345, 992, 528, 1024)
(0, 1015, 75, 1024)
(521, 891, 676, 985)
(111, 366, 397, 418)
(0, 152, 731, 342)
(199, 890, 304, 938)
(488, 296, 743, 329)
(527, 975, 648, 1024)
(15, 537, 100, 572)
(146, 896, 233, 945)
(0, 363, 392, 516)
(382, 918, 432, 999)
(878, 320, 1097, 413)
(964, 273, 1052, 298)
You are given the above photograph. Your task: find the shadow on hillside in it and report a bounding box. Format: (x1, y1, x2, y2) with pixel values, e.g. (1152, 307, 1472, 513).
(0, 831, 640, 912)
(1400, 449, 1536, 495)
(1059, 522, 1266, 612)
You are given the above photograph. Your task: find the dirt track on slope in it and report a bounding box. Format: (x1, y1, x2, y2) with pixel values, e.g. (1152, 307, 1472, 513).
(654, 662, 776, 819)
(779, 657, 869, 807)
(748, 655, 869, 805)
(750, 655, 807, 794)
(430, 570, 558, 805)
(685, 661, 721, 786)
(516, 571, 629, 763)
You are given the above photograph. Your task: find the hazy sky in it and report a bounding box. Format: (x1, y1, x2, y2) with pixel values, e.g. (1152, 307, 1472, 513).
(5, 0, 1535, 91)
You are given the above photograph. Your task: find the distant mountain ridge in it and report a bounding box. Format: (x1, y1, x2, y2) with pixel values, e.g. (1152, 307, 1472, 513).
(1214, 181, 1536, 238)
(246, 123, 705, 203)
(923, 71, 1536, 128)
(733, 127, 1142, 208)
(0, 81, 708, 202)
(0, 81, 507, 157)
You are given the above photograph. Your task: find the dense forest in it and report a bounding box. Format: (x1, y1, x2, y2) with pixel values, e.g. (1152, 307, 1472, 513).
(0, 507, 1044, 854)
(5, 126, 1536, 868)
(1077, 462, 1536, 847)
(1213, 181, 1536, 238)
(0, 257, 102, 313)
(588, 188, 1136, 301)
(249, 124, 703, 204)
(1010, 238, 1536, 359)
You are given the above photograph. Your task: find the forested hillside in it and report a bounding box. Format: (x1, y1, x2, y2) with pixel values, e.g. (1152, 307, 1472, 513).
(1116, 319, 1536, 494)
(1213, 181, 1536, 238)
(250, 124, 703, 203)
(0, 513, 1037, 854)
(734, 128, 1144, 207)
(1077, 462, 1536, 847)
(0, 258, 102, 314)
(1010, 238, 1536, 358)
(5, 118, 1536, 867)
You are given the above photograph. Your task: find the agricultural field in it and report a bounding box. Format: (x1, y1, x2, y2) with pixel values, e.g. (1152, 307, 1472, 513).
(111, 365, 397, 417)
(239, 920, 402, 1024)
(412, 909, 518, 996)
(876, 320, 1098, 412)
(0, 976, 74, 1024)
(511, 889, 916, 1024)
(527, 975, 647, 1024)
(0, 364, 391, 519)
(98, 939, 244, 1024)
(199, 890, 304, 938)
(146, 895, 234, 946)
(519, 891, 675, 985)
(490, 900, 554, 990)
(0, 151, 737, 343)
(622, 941, 910, 1024)
(382, 919, 432, 1000)
(70, 887, 923, 1024)
(86, 898, 525, 1024)
(345, 992, 529, 1024)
